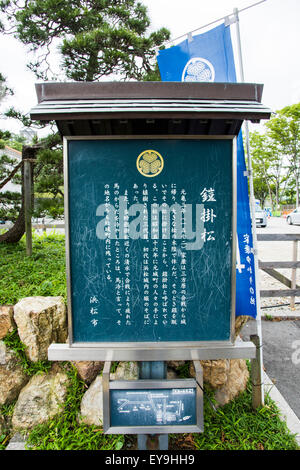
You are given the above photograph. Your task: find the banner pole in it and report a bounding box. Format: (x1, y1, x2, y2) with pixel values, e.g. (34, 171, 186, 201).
(233, 7, 264, 407)
(157, 0, 267, 51)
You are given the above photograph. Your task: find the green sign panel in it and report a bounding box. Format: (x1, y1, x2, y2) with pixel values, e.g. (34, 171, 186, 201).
(66, 138, 234, 344)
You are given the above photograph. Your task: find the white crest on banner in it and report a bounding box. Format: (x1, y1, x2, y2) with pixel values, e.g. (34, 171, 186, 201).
(181, 57, 215, 82)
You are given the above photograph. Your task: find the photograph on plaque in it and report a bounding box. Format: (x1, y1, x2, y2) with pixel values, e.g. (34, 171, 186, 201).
(66, 138, 234, 344)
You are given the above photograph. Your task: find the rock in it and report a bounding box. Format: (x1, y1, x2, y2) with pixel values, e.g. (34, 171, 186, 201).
(167, 367, 180, 379)
(0, 415, 5, 434)
(167, 361, 186, 370)
(235, 316, 250, 339)
(79, 361, 138, 426)
(72, 361, 104, 385)
(111, 362, 138, 380)
(0, 414, 10, 435)
(185, 317, 250, 405)
(79, 375, 103, 426)
(190, 358, 249, 406)
(190, 360, 230, 388)
(13, 296, 67, 362)
(214, 359, 249, 406)
(0, 341, 29, 406)
(0, 306, 15, 340)
(12, 366, 69, 430)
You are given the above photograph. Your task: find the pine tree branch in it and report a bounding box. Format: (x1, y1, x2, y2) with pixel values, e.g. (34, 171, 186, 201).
(0, 160, 22, 190)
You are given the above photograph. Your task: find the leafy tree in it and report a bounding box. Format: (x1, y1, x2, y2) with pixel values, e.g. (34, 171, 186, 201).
(0, 71, 13, 100)
(0, 139, 23, 221)
(250, 131, 272, 207)
(0, 126, 63, 224)
(0, 74, 21, 222)
(249, 130, 287, 210)
(282, 176, 296, 205)
(0, 0, 169, 233)
(33, 133, 64, 219)
(0, 0, 170, 81)
(252, 173, 269, 209)
(266, 104, 300, 207)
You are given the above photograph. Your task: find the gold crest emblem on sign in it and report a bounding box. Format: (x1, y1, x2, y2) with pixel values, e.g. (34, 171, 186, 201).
(136, 150, 164, 177)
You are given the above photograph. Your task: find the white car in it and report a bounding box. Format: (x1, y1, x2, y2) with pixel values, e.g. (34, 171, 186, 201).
(286, 207, 300, 225)
(255, 206, 267, 227)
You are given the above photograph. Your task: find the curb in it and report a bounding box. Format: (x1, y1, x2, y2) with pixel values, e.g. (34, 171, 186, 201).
(5, 433, 26, 451)
(252, 314, 300, 321)
(264, 371, 300, 447)
(261, 315, 300, 321)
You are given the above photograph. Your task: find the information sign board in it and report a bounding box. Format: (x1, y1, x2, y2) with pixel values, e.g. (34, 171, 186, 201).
(65, 137, 236, 346)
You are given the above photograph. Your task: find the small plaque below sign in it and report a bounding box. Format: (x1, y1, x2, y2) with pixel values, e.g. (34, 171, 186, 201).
(103, 377, 203, 434)
(110, 388, 196, 427)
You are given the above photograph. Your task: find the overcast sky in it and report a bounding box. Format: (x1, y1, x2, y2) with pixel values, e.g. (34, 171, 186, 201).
(0, 0, 299, 135)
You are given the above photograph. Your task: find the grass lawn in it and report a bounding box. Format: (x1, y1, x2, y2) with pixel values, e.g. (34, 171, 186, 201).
(0, 233, 299, 450)
(0, 231, 66, 305)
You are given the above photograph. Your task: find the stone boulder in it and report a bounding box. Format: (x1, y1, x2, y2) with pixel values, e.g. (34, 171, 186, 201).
(235, 315, 250, 339)
(167, 360, 186, 370)
(72, 361, 104, 385)
(12, 365, 69, 430)
(0, 306, 15, 340)
(111, 361, 138, 381)
(169, 317, 251, 406)
(190, 358, 249, 406)
(0, 413, 11, 436)
(0, 341, 29, 406)
(214, 359, 249, 406)
(13, 296, 68, 362)
(79, 362, 138, 426)
(198, 359, 230, 388)
(167, 367, 180, 379)
(79, 375, 103, 426)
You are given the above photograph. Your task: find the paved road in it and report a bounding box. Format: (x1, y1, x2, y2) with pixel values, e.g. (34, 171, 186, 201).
(256, 216, 300, 263)
(242, 319, 300, 420)
(257, 215, 300, 234)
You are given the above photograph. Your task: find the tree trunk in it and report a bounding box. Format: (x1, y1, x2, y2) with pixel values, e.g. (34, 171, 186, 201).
(0, 145, 37, 244)
(267, 185, 274, 211)
(275, 183, 280, 211)
(86, 51, 99, 81)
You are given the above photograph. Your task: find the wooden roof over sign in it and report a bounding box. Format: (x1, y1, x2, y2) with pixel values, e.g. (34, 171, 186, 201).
(30, 82, 271, 136)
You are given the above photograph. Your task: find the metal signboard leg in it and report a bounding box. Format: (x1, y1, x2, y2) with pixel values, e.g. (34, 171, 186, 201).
(234, 7, 264, 407)
(137, 361, 168, 450)
(250, 334, 264, 409)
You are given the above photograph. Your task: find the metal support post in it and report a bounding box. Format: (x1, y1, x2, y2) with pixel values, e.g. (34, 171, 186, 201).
(24, 159, 32, 257)
(102, 361, 111, 432)
(138, 361, 168, 450)
(250, 334, 263, 409)
(234, 7, 264, 407)
(290, 240, 298, 309)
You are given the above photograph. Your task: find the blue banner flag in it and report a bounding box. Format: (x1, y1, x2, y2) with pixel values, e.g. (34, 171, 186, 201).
(157, 23, 236, 83)
(157, 23, 257, 318)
